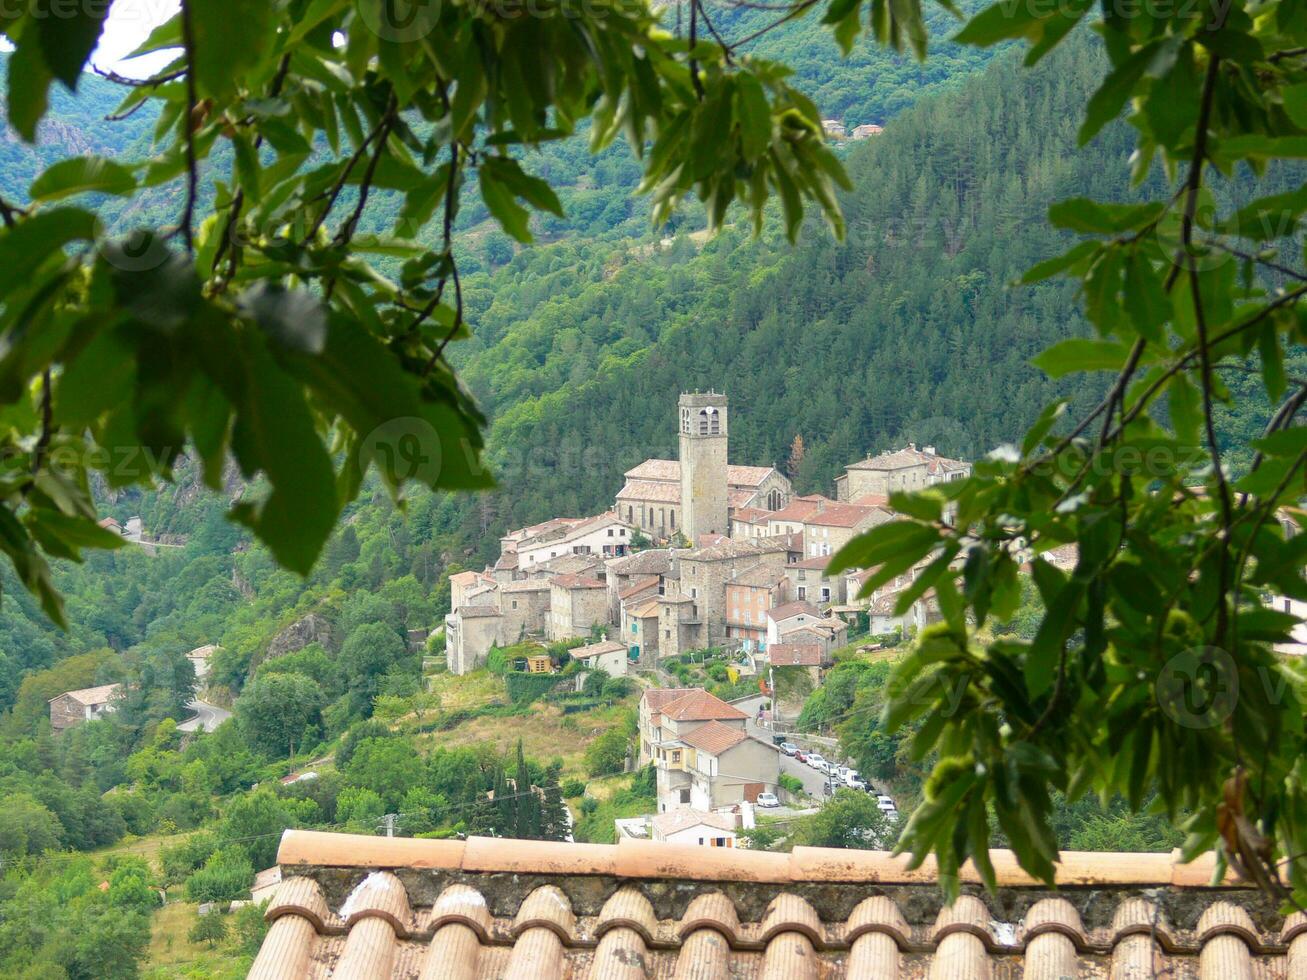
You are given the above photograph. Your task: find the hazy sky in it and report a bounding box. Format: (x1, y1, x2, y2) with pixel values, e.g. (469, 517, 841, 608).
(93, 0, 180, 76)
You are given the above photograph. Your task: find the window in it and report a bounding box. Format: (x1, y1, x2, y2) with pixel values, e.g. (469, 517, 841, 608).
(670, 510, 675, 529)
(511, 600, 519, 609)
(679, 789, 691, 803)
(798, 587, 806, 599)
(607, 529, 614, 537)
(699, 409, 710, 435)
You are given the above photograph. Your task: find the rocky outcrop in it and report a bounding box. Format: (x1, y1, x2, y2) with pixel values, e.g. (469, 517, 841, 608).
(265, 611, 338, 660)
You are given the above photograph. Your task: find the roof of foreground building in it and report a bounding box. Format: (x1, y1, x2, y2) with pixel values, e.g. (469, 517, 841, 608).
(249, 830, 1298, 979)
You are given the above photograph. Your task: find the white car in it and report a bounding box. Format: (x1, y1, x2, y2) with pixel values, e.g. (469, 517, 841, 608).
(806, 753, 827, 770)
(756, 792, 780, 808)
(833, 766, 851, 782)
(876, 794, 897, 813)
(844, 771, 867, 790)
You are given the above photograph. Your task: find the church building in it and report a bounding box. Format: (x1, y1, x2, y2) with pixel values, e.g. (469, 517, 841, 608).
(615, 392, 793, 543)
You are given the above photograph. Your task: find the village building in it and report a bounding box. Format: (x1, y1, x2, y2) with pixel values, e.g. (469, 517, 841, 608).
(604, 548, 677, 621)
(622, 598, 662, 663)
(547, 574, 608, 641)
(249, 829, 1297, 978)
(444, 606, 505, 675)
(649, 809, 737, 846)
(729, 507, 771, 538)
(802, 502, 891, 559)
(764, 494, 832, 536)
(725, 564, 788, 647)
(677, 537, 790, 651)
(510, 513, 634, 569)
(449, 569, 497, 612)
(834, 443, 971, 501)
(615, 392, 793, 543)
(764, 600, 828, 648)
(785, 555, 845, 606)
(49, 683, 122, 732)
(637, 688, 750, 811)
(766, 642, 831, 683)
(821, 118, 846, 138)
(850, 122, 884, 138)
(498, 579, 551, 641)
(571, 638, 630, 677)
(679, 720, 779, 812)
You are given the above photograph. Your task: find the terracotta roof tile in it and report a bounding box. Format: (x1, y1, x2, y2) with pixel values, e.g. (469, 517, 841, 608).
(767, 642, 825, 667)
(678, 719, 748, 755)
(804, 502, 889, 528)
(659, 689, 749, 722)
(51, 682, 122, 706)
(615, 478, 681, 503)
(550, 573, 606, 590)
(622, 458, 778, 488)
(767, 600, 821, 622)
(254, 832, 1296, 979)
(618, 575, 660, 599)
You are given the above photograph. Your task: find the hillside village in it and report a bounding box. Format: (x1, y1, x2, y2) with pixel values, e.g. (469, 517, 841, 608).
(442, 390, 971, 825)
(446, 390, 970, 677)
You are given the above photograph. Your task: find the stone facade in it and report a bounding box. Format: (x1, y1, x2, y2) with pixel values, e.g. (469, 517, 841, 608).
(445, 608, 504, 675)
(678, 392, 729, 542)
(49, 683, 122, 732)
(677, 539, 789, 650)
(547, 576, 608, 641)
(499, 580, 551, 642)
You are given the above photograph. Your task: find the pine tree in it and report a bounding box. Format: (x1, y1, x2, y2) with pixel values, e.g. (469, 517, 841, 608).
(513, 740, 542, 838)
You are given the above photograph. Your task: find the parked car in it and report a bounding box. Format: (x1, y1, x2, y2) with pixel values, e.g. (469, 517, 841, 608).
(793, 749, 809, 764)
(806, 753, 827, 770)
(833, 766, 851, 782)
(780, 742, 798, 756)
(844, 770, 867, 790)
(756, 792, 780, 808)
(875, 794, 897, 813)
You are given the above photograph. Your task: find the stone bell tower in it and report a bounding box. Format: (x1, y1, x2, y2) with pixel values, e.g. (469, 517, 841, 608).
(678, 391, 729, 542)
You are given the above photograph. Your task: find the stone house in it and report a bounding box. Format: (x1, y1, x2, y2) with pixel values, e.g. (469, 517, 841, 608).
(764, 494, 832, 536)
(677, 538, 790, 650)
(605, 548, 677, 621)
(635, 689, 750, 812)
(499, 580, 552, 642)
(851, 123, 884, 138)
(622, 598, 661, 663)
(547, 574, 608, 641)
(785, 556, 845, 606)
(449, 570, 497, 612)
(680, 721, 780, 812)
(656, 594, 700, 660)
(834, 444, 971, 501)
(764, 600, 823, 647)
(729, 507, 770, 539)
(782, 617, 850, 655)
(766, 642, 830, 684)
(571, 638, 630, 677)
(725, 564, 788, 646)
(49, 683, 122, 731)
(802, 502, 891, 560)
(445, 607, 505, 675)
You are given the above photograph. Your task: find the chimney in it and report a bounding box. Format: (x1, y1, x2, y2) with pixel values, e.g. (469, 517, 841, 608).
(924, 445, 936, 455)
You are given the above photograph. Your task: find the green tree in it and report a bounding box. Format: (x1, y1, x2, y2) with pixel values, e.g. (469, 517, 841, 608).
(339, 623, 409, 718)
(234, 672, 325, 757)
(790, 789, 892, 850)
(189, 911, 228, 948)
(218, 790, 293, 869)
(584, 729, 629, 777)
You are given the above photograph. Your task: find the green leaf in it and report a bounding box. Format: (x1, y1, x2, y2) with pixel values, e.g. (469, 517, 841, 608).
(481, 158, 564, 218)
(1031, 338, 1131, 378)
(1122, 251, 1168, 342)
(479, 167, 533, 243)
(8, 34, 53, 142)
(736, 74, 772, 160)
(1047, 198, 1163, 234)
(30, 157, 136, 201)
(828, 519, 938, 575)
(190, 0, 273, 98)
(35, 0, 108, 89)
(1020, 241, 1099, 283)
(1079, 43, 1158, 145)
(0, 207, 98, 300)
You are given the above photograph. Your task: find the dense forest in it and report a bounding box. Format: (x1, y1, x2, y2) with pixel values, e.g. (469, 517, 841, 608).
(0, 28, 1296, 978)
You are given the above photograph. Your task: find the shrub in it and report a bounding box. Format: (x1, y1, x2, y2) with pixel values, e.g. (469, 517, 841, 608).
(779, 773, 804, 796)
(584, 729, 628, 777)
(579, 797, 599, 816)
(185, 846, 254, 903)
(189, 911, 228, 947)
(561, 779, 586, 799)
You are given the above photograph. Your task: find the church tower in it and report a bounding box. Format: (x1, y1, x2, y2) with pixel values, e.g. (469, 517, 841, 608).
(678, 391, 729, 542)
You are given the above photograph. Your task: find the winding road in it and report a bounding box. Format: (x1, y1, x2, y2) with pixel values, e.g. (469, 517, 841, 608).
(177, 699, 232, 733)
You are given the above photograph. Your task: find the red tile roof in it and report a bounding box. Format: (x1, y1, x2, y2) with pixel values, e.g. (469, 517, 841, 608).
(615, 478, 681, 503)
(252, 830, 1282, 979)
(622, 458, 778, 488)
(50, 682, 121, 706)
(618, 575, 660, 600)
(677, 719, 748, 754)
(660, 689, 748, 722)
(768, 643, 825, 667)
(767, 600, 821, 623)
(641, 687, 698, 714)
(805, 502, 887, 528)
